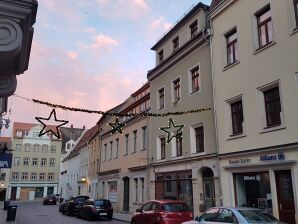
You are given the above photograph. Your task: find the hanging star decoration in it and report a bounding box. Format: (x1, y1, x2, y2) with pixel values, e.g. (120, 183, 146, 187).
(160, 118, 184, 143)
(109, 117, 125, 134)
(35, 109, 69, 139)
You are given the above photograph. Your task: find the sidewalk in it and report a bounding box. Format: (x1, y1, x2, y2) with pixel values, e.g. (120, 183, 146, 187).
(113, 212, 132, 223)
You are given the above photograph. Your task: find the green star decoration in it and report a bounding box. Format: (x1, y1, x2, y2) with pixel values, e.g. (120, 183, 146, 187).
(160, 118, 184, 143)
(109, 117, 125, 134)
(35, 108, 69, 139)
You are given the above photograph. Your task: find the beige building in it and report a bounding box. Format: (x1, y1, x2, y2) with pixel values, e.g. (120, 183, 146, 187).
(98, 82, 150, 213)
(0, 137, 12, 200)
(8, 122, 62, 201)
(147, 3, 219, 217)
(210, 0, 298, 223)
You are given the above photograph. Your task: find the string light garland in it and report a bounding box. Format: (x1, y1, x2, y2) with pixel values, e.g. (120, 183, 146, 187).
(13, 94, 212, 117)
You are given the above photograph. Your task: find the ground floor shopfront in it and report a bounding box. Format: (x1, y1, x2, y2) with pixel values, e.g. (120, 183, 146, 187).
(220, 148, 298, 224)
(8, 183, 59, 201)
(149, 157, 221, 217)
(98, 167, 148, 214)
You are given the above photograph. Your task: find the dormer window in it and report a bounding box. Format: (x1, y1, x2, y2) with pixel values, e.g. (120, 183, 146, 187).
(172, 36, 179, 52)
(190, 20, 198, 38)
(16, 130, 22, 137)
(66, 143, 71, 150)
(158, 50, 164, 63)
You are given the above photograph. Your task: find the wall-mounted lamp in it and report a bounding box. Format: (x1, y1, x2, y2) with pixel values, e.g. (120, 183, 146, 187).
(81, 177, 86, 183)
(1, 183, 4, 188)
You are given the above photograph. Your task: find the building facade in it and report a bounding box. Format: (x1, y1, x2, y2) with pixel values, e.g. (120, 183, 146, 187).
(98, 82, 150, 214)
(147, 3, 219, 217)
(0, 137, 12, 200)
(8, 122, 62, 201)
(210, 0, 298, 223)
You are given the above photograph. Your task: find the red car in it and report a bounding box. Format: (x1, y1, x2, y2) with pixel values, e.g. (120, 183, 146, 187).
(43, 195, 57, 205)
(131, 200, 193, 224)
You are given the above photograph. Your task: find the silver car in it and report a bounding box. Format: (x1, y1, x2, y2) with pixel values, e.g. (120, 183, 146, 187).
(183, 207, 285, 224)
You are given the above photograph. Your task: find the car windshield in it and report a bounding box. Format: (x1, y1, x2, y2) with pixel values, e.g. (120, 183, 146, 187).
(162, 203, 190, 212)
(75, 197, 87, 203)
(237, 210, 278, 223)
(94, 200, 104, 206)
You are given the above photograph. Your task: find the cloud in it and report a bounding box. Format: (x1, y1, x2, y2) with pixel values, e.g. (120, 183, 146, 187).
(149, 16, 172, 33)
(66, 51, 78, 60)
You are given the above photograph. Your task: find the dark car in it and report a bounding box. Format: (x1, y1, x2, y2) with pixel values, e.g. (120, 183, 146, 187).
(78, 199, 113, 220)
(59, 196, 89, 215)
(43, 195, 57, 205)
(131, 200, 193, 224)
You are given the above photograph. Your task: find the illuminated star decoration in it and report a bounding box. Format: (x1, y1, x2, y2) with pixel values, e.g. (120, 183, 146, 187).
(109, 117, 125, 134)
(35, 109, 69, 139)
(160, 118, 184, 143)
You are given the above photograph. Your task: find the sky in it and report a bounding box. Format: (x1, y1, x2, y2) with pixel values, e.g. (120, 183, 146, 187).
(2, 0, 212, 136)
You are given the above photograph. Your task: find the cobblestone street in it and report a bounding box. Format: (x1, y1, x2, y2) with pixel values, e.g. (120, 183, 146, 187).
(0, 201, 126, 224)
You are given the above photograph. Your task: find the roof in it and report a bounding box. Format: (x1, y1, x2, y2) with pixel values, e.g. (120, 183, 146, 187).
(210, 0, 225, 10)
(60, 126, 85, 154)
(63, 125, 98, 161)
(12, 122, 57, 139)
(0, 136, 12, 150)
(151, 2, 209, 50)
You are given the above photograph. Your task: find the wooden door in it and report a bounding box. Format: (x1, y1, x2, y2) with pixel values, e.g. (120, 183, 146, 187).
(203, 179, 215, 209)
(10, 187, 17, 200)
(20, 187, 29, 201)
(275, 170, 296, 224)
(123, 177, 130, 211)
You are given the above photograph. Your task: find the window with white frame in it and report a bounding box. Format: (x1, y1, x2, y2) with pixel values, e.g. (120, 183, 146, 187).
(142, 126, 147, 150)
(49, 158, 55, 167)
(158, 87, 165, 110)
(14, 157, 20, 166)
(24, 144, 31, 152)
(172, 78, 181, 102)
(225, 28, 239, 65)
(39, 173, 46, 180)
(255, 5, 273, 48)
(42, 145, 48, 153)
(15, 144, 21, 151)
(16, 130, 22, 137)
(257, 81, 284, 130)
(190, 65, 200, 93)
(48, 173, 54, 181)
(31, 172, 37, 181)
(115, 138, 119, 158)
(133, 130, 137, 153)
(22, 172, 28, 180)
(23, 157, 29, 166)
(33, 144, 39, 152)
(51, 146, 56, 153)
(109, 141, 113, 160)
(125, 134, 129, 155)
(41, 158, 47, 166)
(32, 157, 38, 166)
(0, 173, 6, 181)
(190, 123, 205, 154)
(12, 172, 19, 180)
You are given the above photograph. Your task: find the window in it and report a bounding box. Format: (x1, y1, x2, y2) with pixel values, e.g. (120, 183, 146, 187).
(172, 36, 179, 52)
(48, 173, 54, 181)
(42, 145, 48, 153)
(140, 178, 145, 202)
(22, 172, 28, 180)
(190, 20, 198, 38)
(195, 126, 204, 153)
(0, 173, 6, 181)
(264, 87, 281, 127)
(115, 139, 119, 158)
(103, 143, 107, 161)
(33, 132, 39, 138)
(31, 173, 37, 181)
(142, 126, 147, 150)
(66, 143, 71, 150)
(173, 78, 181, 102)
(176, 138, 182, 156)
(12, 172, 19, 180)
(14, 157, 20, 166)
(16, 130, 22, 137)
(134, 178, 138, 202)
(226, 28, 238, 65)
(15, 144, 21, 151)
(295, 0, 298, 25)
(33, 144, 40, 152)
(49, 158, 55, 167)
(51, 146, 56, 153)
(158, 88, 165, 110)
(158, 50, 164, 63)
(161, 137, 166, 159)
(133, 130, 137, 153)
(23, 157, 29, 166)
(125, 134, 129, 155)
(256, 6, 273, 48)
(231, 100, 244, 135)
(190, 66, 200, 93)
(41, 158, 47, 167)
(39, 173, 46, 180)
(109, 141, 113, 160)
(32, 158, 38, 166)
(24, 144, 30, 152)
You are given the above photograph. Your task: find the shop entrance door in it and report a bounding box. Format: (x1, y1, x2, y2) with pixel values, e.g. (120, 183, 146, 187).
(275, 170, 296, 224)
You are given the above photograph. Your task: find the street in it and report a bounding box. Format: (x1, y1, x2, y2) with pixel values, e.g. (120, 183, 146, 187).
(0, 201, 126, 224)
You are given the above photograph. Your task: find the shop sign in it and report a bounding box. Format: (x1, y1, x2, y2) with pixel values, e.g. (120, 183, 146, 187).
(229, 158, 251, 164)
(260, 152, 285, 162)
(0, 153, 12, 168)
(244, 175, 261, 181)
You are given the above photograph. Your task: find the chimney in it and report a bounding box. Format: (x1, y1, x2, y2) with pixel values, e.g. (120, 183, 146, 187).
(71, 124, 73, 129)
(83, 125, 85, 130)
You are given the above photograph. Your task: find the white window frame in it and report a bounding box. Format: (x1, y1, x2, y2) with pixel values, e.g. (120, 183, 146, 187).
(39, 173, 46, 181)
(286, 0, 298, 33)
(42, 145, 48, 153)
(31, 172, 37, 181)
(16, 130, 22, 137)
(33, 144, 39, 152)
(15, 144, 21, 151)
(49, 158, 55, 167)
(257, 80, 285, 133)
(12, 172, 19, 180)
(32, 157, 38, 166)
(41, 158, 47, 167)
(190, 122, 206, 155)
(14, 157, 20, 166)
(188, 63, 201, 95)
(171, 76, 181, 104)
(48, 173, 54, 181)
(51, 146, 56, 153)
(23, 157, 29, 166)
(22, 172, 28, 180)
(157, 86, 165, 111)
(225, 95, 247, 140)
(24, 144, 30, 152)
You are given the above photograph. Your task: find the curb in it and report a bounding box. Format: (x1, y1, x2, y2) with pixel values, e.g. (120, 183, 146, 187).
(113, 217, 130, 223)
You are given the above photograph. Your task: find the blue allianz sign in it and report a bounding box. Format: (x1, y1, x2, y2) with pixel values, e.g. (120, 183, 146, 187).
(0, 153, 12, 168)
(260, 152, 285, 162)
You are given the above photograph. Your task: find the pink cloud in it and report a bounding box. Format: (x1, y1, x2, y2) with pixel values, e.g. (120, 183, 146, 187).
(66, 51, 78, 60)
(149, 16, 172, 33)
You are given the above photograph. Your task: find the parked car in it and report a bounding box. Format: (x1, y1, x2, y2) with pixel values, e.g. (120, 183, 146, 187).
(59, 196, 89, 215)
(78, 199, 113, 220)
(43, 195, 57, 205)
(182, 207, 284, 224)
(131, 200, 193, 224)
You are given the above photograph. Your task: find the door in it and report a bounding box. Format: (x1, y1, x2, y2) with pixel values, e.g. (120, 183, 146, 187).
(203, 179, 215, 209)
(10, 187, 17, 200)
(123, 177, 130, 212)
(275, 170, 296, 224)
(0, 189, 6, 201)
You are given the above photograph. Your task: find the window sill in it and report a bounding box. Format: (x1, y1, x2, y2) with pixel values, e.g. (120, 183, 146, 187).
(171, 155, 183, 160)
(172, 99, 181, 105)
(223, 61, 240, 72)
(191, 151, 205, 157)
(290, 27, 298, 36)
(259, 124, 286, 134)
(227, 133, 247, 140)
(253, 41, 276, 55)
(190, 89, 200, 96)
(156, 158, 166, 162)
(140, 148, 147, 151)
